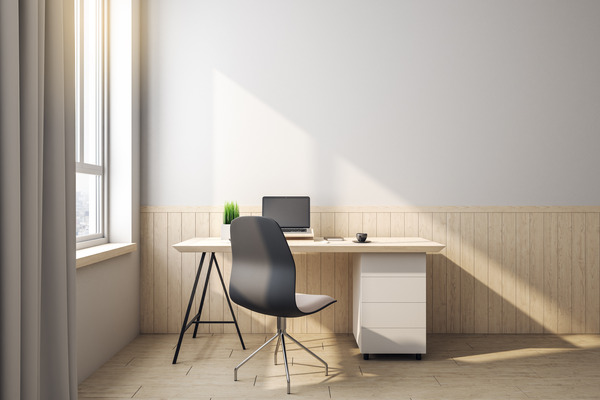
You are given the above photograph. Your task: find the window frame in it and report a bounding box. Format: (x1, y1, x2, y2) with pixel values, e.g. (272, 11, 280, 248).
(75, 0, 109, 250)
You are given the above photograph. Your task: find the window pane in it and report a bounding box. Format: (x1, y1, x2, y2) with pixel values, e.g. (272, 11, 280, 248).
(76, 173, 102, 238)
(82, 0, 101, 165)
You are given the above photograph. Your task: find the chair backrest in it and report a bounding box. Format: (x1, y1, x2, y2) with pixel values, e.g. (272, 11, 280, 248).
(230, 216, 300, 317)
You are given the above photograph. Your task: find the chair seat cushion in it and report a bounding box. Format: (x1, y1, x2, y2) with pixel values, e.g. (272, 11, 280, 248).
(295, 293, 336, 315)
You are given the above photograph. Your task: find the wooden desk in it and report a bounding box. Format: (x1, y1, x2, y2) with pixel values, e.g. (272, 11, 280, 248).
(173, 237, 445, 361)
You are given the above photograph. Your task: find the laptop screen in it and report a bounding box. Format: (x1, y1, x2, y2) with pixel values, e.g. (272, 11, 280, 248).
(262, 196, 310, 229)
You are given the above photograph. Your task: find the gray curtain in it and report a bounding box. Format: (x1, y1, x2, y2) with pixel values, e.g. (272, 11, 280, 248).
(0, 0, 77, 399)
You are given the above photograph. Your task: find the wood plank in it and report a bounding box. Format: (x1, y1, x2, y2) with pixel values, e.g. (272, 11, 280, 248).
(446, 212, 461, 333)
(391, 212, 405, 237)
(501, 213, 516, 334)
(488, 212, 503, 333)
(195, 212, 210, 334)
(543, 213, 558, 333)
(362, 212, 377, 237)
(557, 213, 572, 334)
(167, 213, 182, 333)
(460, 213, 475, 333)
(223, 252, 238, 334)
(306, 253, 321, 333)
(153, 212, 168, 333)
(311, 212, 321, 237)
(571, 213, 586, 333)
(473, 213, 488, 333)
(334, 253, 349, 333)
(376, 212, 391, 237)
(419, 213, 433, 332)
(529, 213, 544, 333)
(585, 213, 600, 333)
(321, 212, 335, 237)
(292, 253, 307, 334)
(334, 212, 349, 237)
(140, 212, 154, 333)
(515, 212, 530, 333)
(209, 212, 222, 237)
(405, 213, 419, 236)
(320, 253, 335, 333)
(432, 213, 447, 333)
(348, 213, 362, 238)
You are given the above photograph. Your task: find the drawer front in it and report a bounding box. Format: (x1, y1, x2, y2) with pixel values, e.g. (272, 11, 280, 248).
(362, 302, 426, 328)
(362, 277, 426, 302)
(359, 253, 426, 277)
(360, 328, 426, 354)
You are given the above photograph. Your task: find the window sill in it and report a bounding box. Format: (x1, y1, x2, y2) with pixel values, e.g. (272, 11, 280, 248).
(76, 243, 137, 269)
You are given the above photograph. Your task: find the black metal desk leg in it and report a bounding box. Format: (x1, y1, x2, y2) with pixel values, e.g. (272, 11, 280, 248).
(212, 253, 246, 350)
(173, 252, 207, 364)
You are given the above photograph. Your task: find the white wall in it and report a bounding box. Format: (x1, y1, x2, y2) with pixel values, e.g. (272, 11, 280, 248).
(141, 0, 600, 206)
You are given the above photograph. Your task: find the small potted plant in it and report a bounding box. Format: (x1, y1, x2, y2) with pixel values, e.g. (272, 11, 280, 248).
(221, 201, 239, 240)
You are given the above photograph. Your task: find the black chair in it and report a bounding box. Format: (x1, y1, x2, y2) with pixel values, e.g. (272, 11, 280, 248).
(230, 216, 336, 394)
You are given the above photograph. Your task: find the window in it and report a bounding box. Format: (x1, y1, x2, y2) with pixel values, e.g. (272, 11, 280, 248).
(75, 0, 107, 248)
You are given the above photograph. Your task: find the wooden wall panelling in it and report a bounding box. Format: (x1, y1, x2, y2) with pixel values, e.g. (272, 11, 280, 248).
(140, 212, 154, 333)
(446, 212, 461, 333)
(334, 213, 349, 333)
(571, 213, 585, 333)
(557, 213, 572, 333)
(167, 213, 182, 333)
(487, 213, 502, 333)
(362, 212, 376, 236)
(348, 212, 362, 236)
(501, 213, 516, 334)
(306, 253, 322, 333)
(390, 212, 405, 237)
(195, 212, 210, 334)
(418, 213, 434, 333)
(432, 213, 447, 333)
(153, 212, 168, 333)
(473, 213, 488, 333)
(140, 207, 600, 335)
(311, 212, 321, 237)
(223, 252, 238, 334)
(529, 213, 545, 333)
(515, 212, 530, 333)
(543, 213, 558, 333)
(320, 253, 335, 333)
(377, 212, 391, 237)
(585, 213, 599, 333)
(460, 213, 475, 333)
(293, 253, 307, 334)
(405, 213, 419, 236)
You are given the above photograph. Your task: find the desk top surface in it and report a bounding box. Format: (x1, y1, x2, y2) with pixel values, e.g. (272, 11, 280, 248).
(173, 237, 445, 253)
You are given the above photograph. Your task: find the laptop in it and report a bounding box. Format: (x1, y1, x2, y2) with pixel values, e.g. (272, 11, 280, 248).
(262, 196, 314, 238)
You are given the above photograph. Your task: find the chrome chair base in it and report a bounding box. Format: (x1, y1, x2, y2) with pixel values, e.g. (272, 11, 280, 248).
(234, 317, 329, 394)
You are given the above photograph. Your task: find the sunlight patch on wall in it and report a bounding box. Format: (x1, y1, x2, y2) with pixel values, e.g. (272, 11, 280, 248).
(212, 70, 411, 205)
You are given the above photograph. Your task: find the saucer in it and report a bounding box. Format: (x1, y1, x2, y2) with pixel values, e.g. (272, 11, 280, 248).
(352, 240, 371, 243)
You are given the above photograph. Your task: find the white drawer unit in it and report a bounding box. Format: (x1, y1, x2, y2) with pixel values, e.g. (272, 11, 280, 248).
(353, 253, 427, 360)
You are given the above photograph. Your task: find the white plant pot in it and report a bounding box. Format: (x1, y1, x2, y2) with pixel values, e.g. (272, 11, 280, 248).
(221, 224, 231, 240)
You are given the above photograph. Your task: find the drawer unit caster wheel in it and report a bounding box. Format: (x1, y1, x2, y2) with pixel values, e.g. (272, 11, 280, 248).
(416, 354, 422, 360)
(363, 354, 369, 360)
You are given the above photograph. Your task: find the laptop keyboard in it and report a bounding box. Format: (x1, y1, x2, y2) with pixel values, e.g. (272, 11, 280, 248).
(281, 228, 308, 233)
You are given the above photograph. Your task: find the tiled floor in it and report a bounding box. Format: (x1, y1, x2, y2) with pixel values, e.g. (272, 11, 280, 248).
(79, 333, 600, 399)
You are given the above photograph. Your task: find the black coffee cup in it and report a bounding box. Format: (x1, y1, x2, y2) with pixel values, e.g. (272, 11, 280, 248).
(356, 233, 368, 242)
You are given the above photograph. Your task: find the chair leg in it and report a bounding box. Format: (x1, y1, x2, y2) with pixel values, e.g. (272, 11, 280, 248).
(285, 332, 329, 376)
(274, 335, 281, 365)
(234, 332, 279, 381)
(280, 332, 291, 394)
